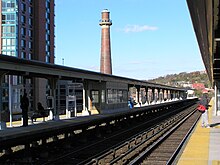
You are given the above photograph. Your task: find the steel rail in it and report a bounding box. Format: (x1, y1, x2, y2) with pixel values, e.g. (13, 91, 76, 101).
(0, 100, 197, 164)
(166, 110, 201, 164)
(84, 104, 197, 165)
(46, 103, 195, 165)
(128, 108, 199, 165)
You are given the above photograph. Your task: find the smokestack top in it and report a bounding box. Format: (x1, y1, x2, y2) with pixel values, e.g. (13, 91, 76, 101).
(99, 9, 112, 26)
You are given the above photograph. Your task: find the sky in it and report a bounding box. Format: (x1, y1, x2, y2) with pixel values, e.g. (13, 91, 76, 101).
(54, 0, 205, 80)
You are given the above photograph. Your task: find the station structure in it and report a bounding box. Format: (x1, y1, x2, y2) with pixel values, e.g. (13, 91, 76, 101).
(175, 1, 220, 164)
(0, 3, 219, 163)
(0, 6, 187, 130)
(187, 0, 220, 115)
(0, 55, 186, 130)
(0, 0, 55, 117)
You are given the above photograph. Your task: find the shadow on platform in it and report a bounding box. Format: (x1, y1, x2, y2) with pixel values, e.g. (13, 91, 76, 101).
(210, 122, 220, 127)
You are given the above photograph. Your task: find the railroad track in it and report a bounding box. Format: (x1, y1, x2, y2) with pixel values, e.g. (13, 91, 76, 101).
(88, 105, 200, 165)
(137, 110, 200, 165)
(43, 103, 197, 165)
(1, 101, 198, 164)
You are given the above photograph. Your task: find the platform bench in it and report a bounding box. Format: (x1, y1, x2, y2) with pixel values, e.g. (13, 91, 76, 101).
(30, 110, 49, 123)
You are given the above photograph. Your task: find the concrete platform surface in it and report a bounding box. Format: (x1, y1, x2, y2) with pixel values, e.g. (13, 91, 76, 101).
(177, 98, 220, 165)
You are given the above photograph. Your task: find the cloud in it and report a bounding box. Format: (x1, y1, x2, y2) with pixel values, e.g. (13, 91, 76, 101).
(122, 24, 158, 33)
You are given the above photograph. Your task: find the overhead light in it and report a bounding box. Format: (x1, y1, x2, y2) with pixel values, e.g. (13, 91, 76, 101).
(215, 38, 220, 41)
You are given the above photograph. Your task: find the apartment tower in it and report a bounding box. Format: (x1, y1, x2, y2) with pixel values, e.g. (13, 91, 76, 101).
(99, 9, 112, 74)
(0, 0, 54, 112)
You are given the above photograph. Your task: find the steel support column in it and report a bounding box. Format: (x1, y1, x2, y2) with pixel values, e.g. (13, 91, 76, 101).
(215, 83, 220, 116)
(0, 72, 7, 130)
(161, 89, 164, 102)
(155, 89, 159, 103)
(49, 78, 59, 120)
(152, 88, 155, 104)
(170, 90, 173, 100)
(145, 87, 149, 105)
(82, 80, 90, 115)
(87, 89, 91, 112)
(137, 86, 140, 105)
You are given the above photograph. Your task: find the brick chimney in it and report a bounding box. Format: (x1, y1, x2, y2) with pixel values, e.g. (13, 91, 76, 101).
(99, 9, 112, 74)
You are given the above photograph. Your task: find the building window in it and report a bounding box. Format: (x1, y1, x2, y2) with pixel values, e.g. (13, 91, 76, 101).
(28, 53, 32, 60)
(107, 89, 113, 103)
(21, 27, 26, 35)
(2, 39, 6, 46)
(2, 26, 16, 37)
(91, 90, 99, 103)
(21, 39, 25, 47)
(2, 38, 15, 46)
(107, 89, 127, 104)
(29, 7, 32, 14)
(46, 23, 50, 30)
(46, 1, 50, 9)
(28, 30, 33, 37)
(46, 12, 50, 19)
(2, 13, 16, 24)
(11, 51, 16, 56)
(21, 3, 26, 12)
(2, 14, 6, 23)
(11, 38, 15, 45)
(29, 41, 32, 49)
(28, 18, 32, 26)
(46, 56, 50, 63)
(101, 90, 105, 103)
(21, 52, 26, 58)
(46, 34, 48, 40)
(21, 15, 25, 23)
(6, 1, 15, 8)
(46, 45, 50, 52)
(2, 1, 16, 12)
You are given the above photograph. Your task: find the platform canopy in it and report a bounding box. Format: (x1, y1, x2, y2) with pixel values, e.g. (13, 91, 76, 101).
(187, 0, 220, 87)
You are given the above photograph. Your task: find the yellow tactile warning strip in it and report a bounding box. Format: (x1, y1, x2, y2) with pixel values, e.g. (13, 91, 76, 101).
(177, 99, 214, 165)
(6, 114, 68, 127)
(177, 123, 210, 164)
(212, 161, 220, 165)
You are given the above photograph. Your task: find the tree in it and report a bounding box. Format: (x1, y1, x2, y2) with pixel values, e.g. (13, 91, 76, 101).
(194, 89, 203, 98)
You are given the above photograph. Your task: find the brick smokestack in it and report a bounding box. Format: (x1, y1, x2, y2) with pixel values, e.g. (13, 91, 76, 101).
(99, 9, 112, 74)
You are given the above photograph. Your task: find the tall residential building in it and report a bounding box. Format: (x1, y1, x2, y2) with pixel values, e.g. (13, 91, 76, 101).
(0, 0, 55, 113)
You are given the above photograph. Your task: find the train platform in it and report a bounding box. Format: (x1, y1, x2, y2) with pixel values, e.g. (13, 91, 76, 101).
(1, 100, 192, 151)
(177, 98, 220, 165)
(6, 113, 81, 128)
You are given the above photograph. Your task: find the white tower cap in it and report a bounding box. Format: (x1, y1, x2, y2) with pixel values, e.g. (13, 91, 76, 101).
(102, 9, 109, 13)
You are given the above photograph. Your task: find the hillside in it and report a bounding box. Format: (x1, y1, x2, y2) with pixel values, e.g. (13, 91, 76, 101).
(147, 71, 211, 88)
